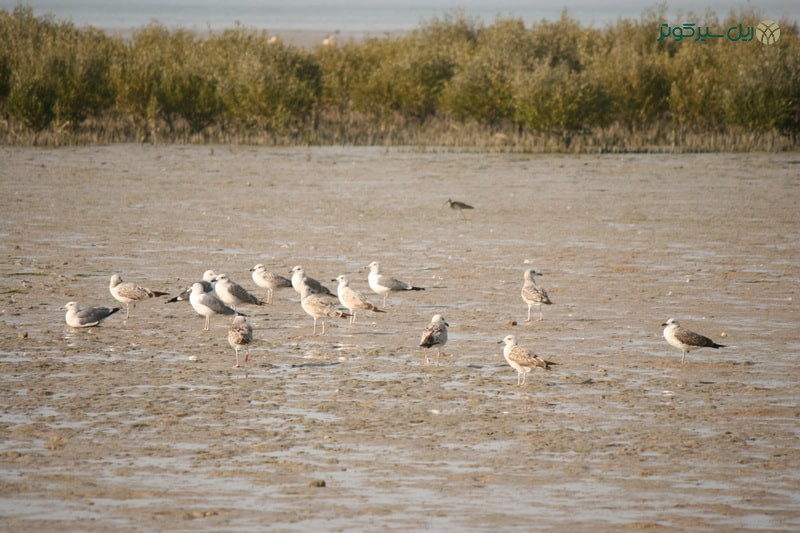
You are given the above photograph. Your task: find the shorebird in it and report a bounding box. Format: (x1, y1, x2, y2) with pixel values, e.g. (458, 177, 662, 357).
(250, 264, 291, 304)
(419, 314, 448, 365)
(290, 265, 334, 297)
(521, 268, 553, 322)
(64, 301, 120, 328)
(214, 273, 262, 310)
(365, 261, 424, 306)
(498, 334, 553, 385)
(662, 318, 725, 364)
(298, 284, 350, 335)
(333, 274, 385, 324)
(444, 198, 474, 218)
(166, 269, 217, 304)
(228, 316, 253, 369)
(109, 273, 168, 318)
(189, 282, 238, 331)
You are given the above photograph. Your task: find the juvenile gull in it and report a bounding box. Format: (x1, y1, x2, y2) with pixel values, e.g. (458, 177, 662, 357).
(64, 301, 120, 328)
(250, 264, 291, 304)
(109, 273, 168, 318)
(498, 334, 553, 385)
(365, 261, 424, 306)
(333, 274, 385, 324)
(662, 318, 725, 364)
(228, 316, 253, 369)
(167, 270, 217, 304)
(521, 268, 553, 322)
(298, 284, 350, 335)
(214, 273, 262, 310)
(444, 198, 474, 218)
(189, 282, 238, 331)
(290, 265, 334, 296)
(419, 314, 448, 366)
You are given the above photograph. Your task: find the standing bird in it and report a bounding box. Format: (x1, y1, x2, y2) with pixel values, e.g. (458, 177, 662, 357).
(298, 284, 350, 335)
(250, 264, 291, 304)
(290, 265, 334, 297)
(333, 274, 385, 324)
(365, 261, 424, 306)
(419, 314, 449, 366)
(64, 301, 119, 328)
(521, 268, 553, 322)
(189, 282, 238, 331)
(444, 198, 474, 218)
(498, 334, 553, 386)
(166, 269, 217, 304)
(109, 273, 168, 318)
(662, 318, 725, 364)
(214, 273, 262, 310)
(228, 316, 253, 369)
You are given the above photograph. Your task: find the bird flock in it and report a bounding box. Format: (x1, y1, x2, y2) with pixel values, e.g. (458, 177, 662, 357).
(64, 244, 726, 383)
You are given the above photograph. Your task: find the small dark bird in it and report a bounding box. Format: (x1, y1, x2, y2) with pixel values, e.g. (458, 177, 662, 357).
(444, 198, 474, 218)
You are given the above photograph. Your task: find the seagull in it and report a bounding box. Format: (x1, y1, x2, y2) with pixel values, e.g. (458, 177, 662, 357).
(521, 268, 553, 322)
(166, 269, 217, 304)
(290, 265, 334, 297)
(109, 273, 168, 318)
(498, 334, 553, 385)
(365, 261, 424, 306)
(298, 284, 350, 335)
(419, 314, 448, 365)
(64, 301, 120, 328)
(444, 198, 474, 218)
(228, 316, 253, 369)
(189, 282, 238, 331)
(333, 274, 385, 324)
(214, 273, 262, 310)
(662, 318, 725, 364)
(250, 264, 291, 304)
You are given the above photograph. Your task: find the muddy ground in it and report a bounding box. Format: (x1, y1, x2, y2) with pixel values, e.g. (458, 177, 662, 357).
(0, 145, 798, 531)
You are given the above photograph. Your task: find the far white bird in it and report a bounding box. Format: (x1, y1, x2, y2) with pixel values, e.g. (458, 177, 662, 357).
(214, 273, 262, 310)
(250, 264, 291, 304)
(521, 268, 552, 322)
(228, 316, 253, 369)
(189, 282, 238, 331)
(290, 265, 334, 296)
(365, 261, 424, 306)
(498, 334, 553, 386)
(419, 314, 448, 366)
(109, 273, 168, 318)
(298, 284, 350, 335)
(64, 301, 120, 328)
(333, 274, 385, 324)
(662, 318, 725, 364)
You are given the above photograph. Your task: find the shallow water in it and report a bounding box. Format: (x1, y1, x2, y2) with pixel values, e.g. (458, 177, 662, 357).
(1, 145, 799, 530)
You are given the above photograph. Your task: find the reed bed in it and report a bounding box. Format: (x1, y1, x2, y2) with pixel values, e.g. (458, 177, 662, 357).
(1, 5, 798, 151)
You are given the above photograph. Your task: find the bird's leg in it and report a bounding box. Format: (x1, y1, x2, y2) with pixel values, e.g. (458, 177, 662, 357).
(538, 305, 544, 321)
(681, 351, 687, 365)
(525, 305, 532, 322)
(321, 320, 326, 335)
(234, 348, 241, 368)
(204, 317, 210, 331)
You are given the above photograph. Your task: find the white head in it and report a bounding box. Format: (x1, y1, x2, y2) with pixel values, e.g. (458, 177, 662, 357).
(366, 261, 380, 273)
(64, 301, 79, 312)
(110, 273, 122, 287)
(431, 314, 448, 327)
(524, 269, 542, 281)
(499, 334, 517, 346)
(251, 264, 265, 273)
(662, 318, 678, 327)
(190, 282, 206, 294)
(215, 273, 231, 283)
(291, 265, 305, 276)
(335, 275, 350, 286)
(202, 270, 218, 282)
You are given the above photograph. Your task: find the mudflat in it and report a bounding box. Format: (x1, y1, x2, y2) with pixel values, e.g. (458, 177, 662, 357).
(1, 145, 798, 531)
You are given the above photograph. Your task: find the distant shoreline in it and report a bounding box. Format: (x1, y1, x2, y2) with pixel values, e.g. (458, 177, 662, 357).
(101, 26, 408, 47)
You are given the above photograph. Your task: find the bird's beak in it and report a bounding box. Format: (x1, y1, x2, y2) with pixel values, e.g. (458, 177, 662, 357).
(445, 321, 450, 327)
(497, 339, 504, 344)
(661, 322, 668, 327)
